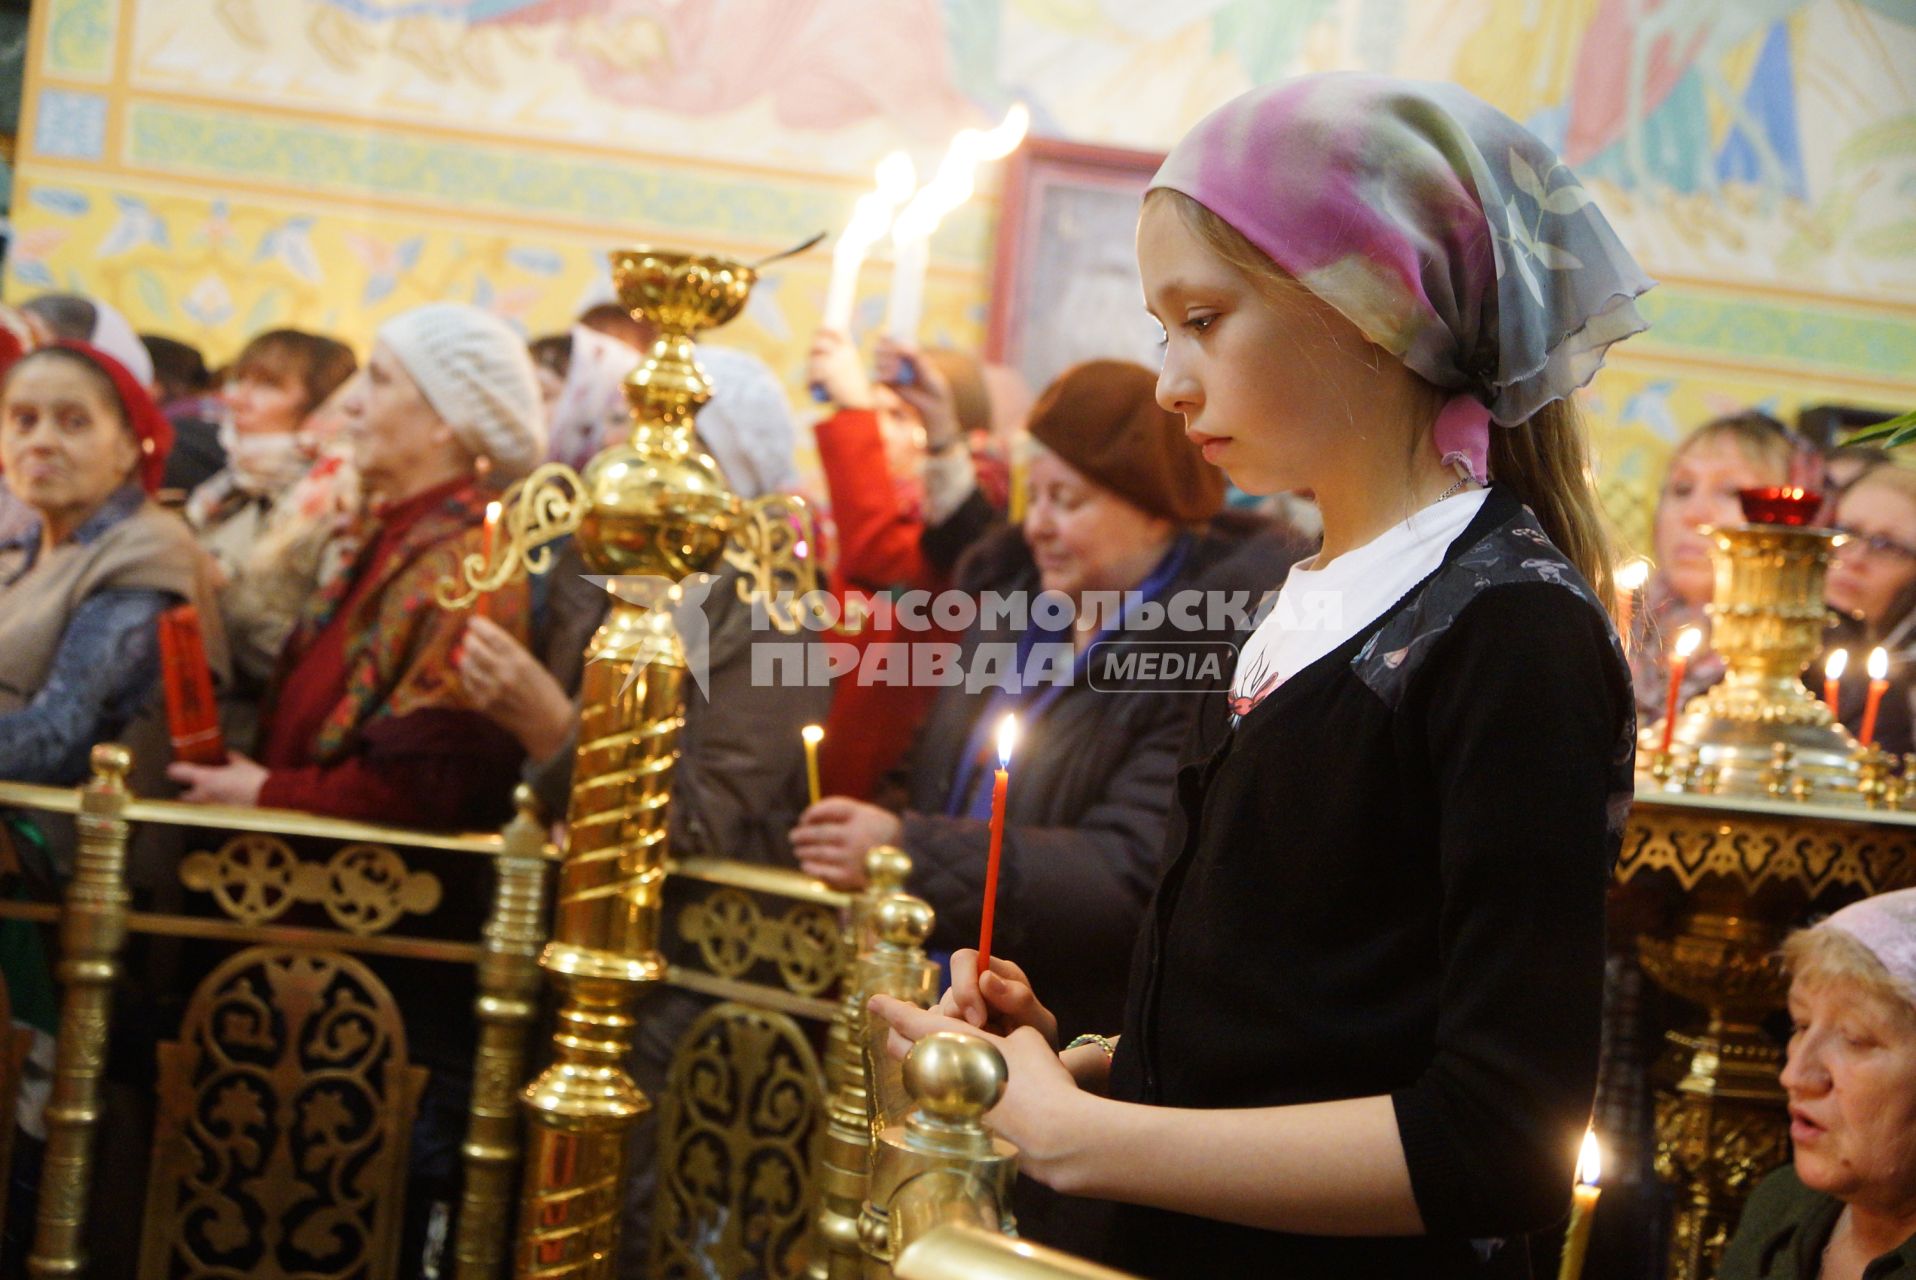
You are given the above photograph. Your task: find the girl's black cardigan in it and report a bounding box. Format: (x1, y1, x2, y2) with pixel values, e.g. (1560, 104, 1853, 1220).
(1104, 485, 1636, 1279)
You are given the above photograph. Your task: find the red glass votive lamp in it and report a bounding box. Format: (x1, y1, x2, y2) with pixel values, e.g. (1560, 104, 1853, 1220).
(1738, 486, 1825, 527)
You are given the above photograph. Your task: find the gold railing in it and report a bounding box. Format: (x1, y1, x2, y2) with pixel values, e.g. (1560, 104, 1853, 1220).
(0, 751, 1146, 1279)
(0, 746, 557, 1280)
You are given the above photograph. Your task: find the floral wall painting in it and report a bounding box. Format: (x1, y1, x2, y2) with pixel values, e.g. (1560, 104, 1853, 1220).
(8, 0, 1914, 541)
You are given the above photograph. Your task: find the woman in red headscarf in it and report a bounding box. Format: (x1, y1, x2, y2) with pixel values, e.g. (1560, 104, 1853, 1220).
(0, 342, 223, 784)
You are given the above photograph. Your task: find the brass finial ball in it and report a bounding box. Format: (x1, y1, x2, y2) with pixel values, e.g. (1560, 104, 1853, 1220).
(90, 743, 131, 782)
(903, 1032, 1006, 1123)
(866, 844, 911, 892)
(873, 893, 932, 949)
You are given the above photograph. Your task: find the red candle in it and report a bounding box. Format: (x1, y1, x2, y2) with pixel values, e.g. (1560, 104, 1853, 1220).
(1660, 627, 1703, 754)
(1824, 649, 1849, 714)
(976, 714, 1017, 976)
(475, 500, 502, 621)
(1860, 647, 1890, 748)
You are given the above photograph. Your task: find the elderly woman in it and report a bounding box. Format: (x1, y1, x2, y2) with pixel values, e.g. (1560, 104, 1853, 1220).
(0, 342, 223, 786)
(168, 303, 544, 830)
(1719, 889, 1916, 1278)
(791, 360, 1304, 1042)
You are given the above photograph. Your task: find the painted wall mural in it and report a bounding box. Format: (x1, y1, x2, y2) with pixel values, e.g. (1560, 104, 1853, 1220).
(10, 0, 1915, 546)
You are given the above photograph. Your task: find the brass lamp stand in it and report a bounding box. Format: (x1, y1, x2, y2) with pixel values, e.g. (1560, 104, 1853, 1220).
(1627, 512, 1916, 1279)
(440, 249, 829, 1277)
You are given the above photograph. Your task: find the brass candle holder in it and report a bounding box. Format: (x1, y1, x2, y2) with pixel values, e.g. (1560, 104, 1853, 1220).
(440, 248, 832, 1277)
(1658, 519, 1856, 800)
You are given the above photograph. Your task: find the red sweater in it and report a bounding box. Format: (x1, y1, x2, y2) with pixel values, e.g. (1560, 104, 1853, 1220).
(813, 407, 957, 801)
(257, 478, 524, 829)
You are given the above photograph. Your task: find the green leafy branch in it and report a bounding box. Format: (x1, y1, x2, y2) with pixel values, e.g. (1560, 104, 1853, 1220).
(1844, 410, 1916, 449)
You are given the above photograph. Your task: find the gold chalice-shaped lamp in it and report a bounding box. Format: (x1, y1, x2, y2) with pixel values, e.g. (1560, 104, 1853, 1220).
(440, 248, 827, 1277)
(1657, 489, 1856, 798)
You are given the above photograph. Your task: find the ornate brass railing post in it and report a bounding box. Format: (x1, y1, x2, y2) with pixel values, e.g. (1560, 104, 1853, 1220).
(859, 1033, 1018, 1269)
(812, 849, 924, 1279)
(511, 251, 758, 1279)
(456, 786, 554, 1279)
(27, 745, 133, 1279)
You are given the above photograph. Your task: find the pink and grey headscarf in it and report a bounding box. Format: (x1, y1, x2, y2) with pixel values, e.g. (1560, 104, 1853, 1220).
(1150, 73, 1654, 483)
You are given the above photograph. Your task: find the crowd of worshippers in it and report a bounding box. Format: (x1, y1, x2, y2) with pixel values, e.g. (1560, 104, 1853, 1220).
(3, 287, 1915, 1277)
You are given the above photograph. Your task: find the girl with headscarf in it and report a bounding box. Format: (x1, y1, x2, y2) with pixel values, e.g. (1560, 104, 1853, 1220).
(0, 342, 226, 786)
(167, 303, 545, 831)
(876, 74, 1649, 1277)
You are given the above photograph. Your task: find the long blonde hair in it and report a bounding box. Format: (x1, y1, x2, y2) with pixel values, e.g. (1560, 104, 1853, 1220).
(1146, 188, 1616, 603)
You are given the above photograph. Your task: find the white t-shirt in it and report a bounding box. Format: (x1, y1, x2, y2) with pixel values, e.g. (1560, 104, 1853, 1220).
(1231, 488, 1490, 709)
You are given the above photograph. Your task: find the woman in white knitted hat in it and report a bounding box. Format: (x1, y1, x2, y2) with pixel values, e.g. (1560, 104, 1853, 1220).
(168, 302, 546, 830)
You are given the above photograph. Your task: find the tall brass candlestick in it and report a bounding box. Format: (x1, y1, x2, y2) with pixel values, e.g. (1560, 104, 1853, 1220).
(513, 250, 754, 1277)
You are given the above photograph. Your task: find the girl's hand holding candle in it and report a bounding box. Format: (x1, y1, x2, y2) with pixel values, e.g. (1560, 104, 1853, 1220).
(1659, 626, 1703, 754)
(802, 724, 824, 807)
(977, 714, 1018, 976)
(1861, 646, 1891, 748)
(1825, 648, 1849, 714)
(1557, 1127, 1602, 1280)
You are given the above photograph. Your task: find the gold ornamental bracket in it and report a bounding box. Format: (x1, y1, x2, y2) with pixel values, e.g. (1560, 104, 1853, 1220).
(435, 258, 836, 635)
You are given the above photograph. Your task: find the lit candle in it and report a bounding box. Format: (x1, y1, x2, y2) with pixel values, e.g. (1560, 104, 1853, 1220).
(474, 500, 502, 622)
(885, 104, 1029, 344)
(802, 723, 824, 808)
(822, 151, 916, 334)
(976, 714, 1017, 976)
(1824, 648, 1849, 714)
(1860, 646, 1890, 748)
(1659, 626, 1703, 754)
(1614, 557, 1651, 646)
(1558, 1127, 1602, 1280)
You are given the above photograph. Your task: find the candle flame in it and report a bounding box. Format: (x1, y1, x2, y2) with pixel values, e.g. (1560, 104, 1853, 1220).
(801, 724, 824, 746)
(1615, 557, 1652, 592)
(996, 714, 1019, 769)
(833, 151, 918, 265)
(1674, 626, 1703, 659)
(1870, 646, 1889, 680)
(1827, 649, 1849, 681)
(1576, 1127, 1602, 1187)
(485, 500, 502, 524)
(893, 104, 1030, 244)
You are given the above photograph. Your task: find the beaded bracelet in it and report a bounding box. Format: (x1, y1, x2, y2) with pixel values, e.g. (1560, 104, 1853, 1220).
(1063, 1032, 1116, 1058)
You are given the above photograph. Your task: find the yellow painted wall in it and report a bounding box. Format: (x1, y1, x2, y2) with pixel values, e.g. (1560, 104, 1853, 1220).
(11, 0, 1916, 550)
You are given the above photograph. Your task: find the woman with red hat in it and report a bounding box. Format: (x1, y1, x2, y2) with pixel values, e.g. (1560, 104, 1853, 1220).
(0, 341, 224, 785)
